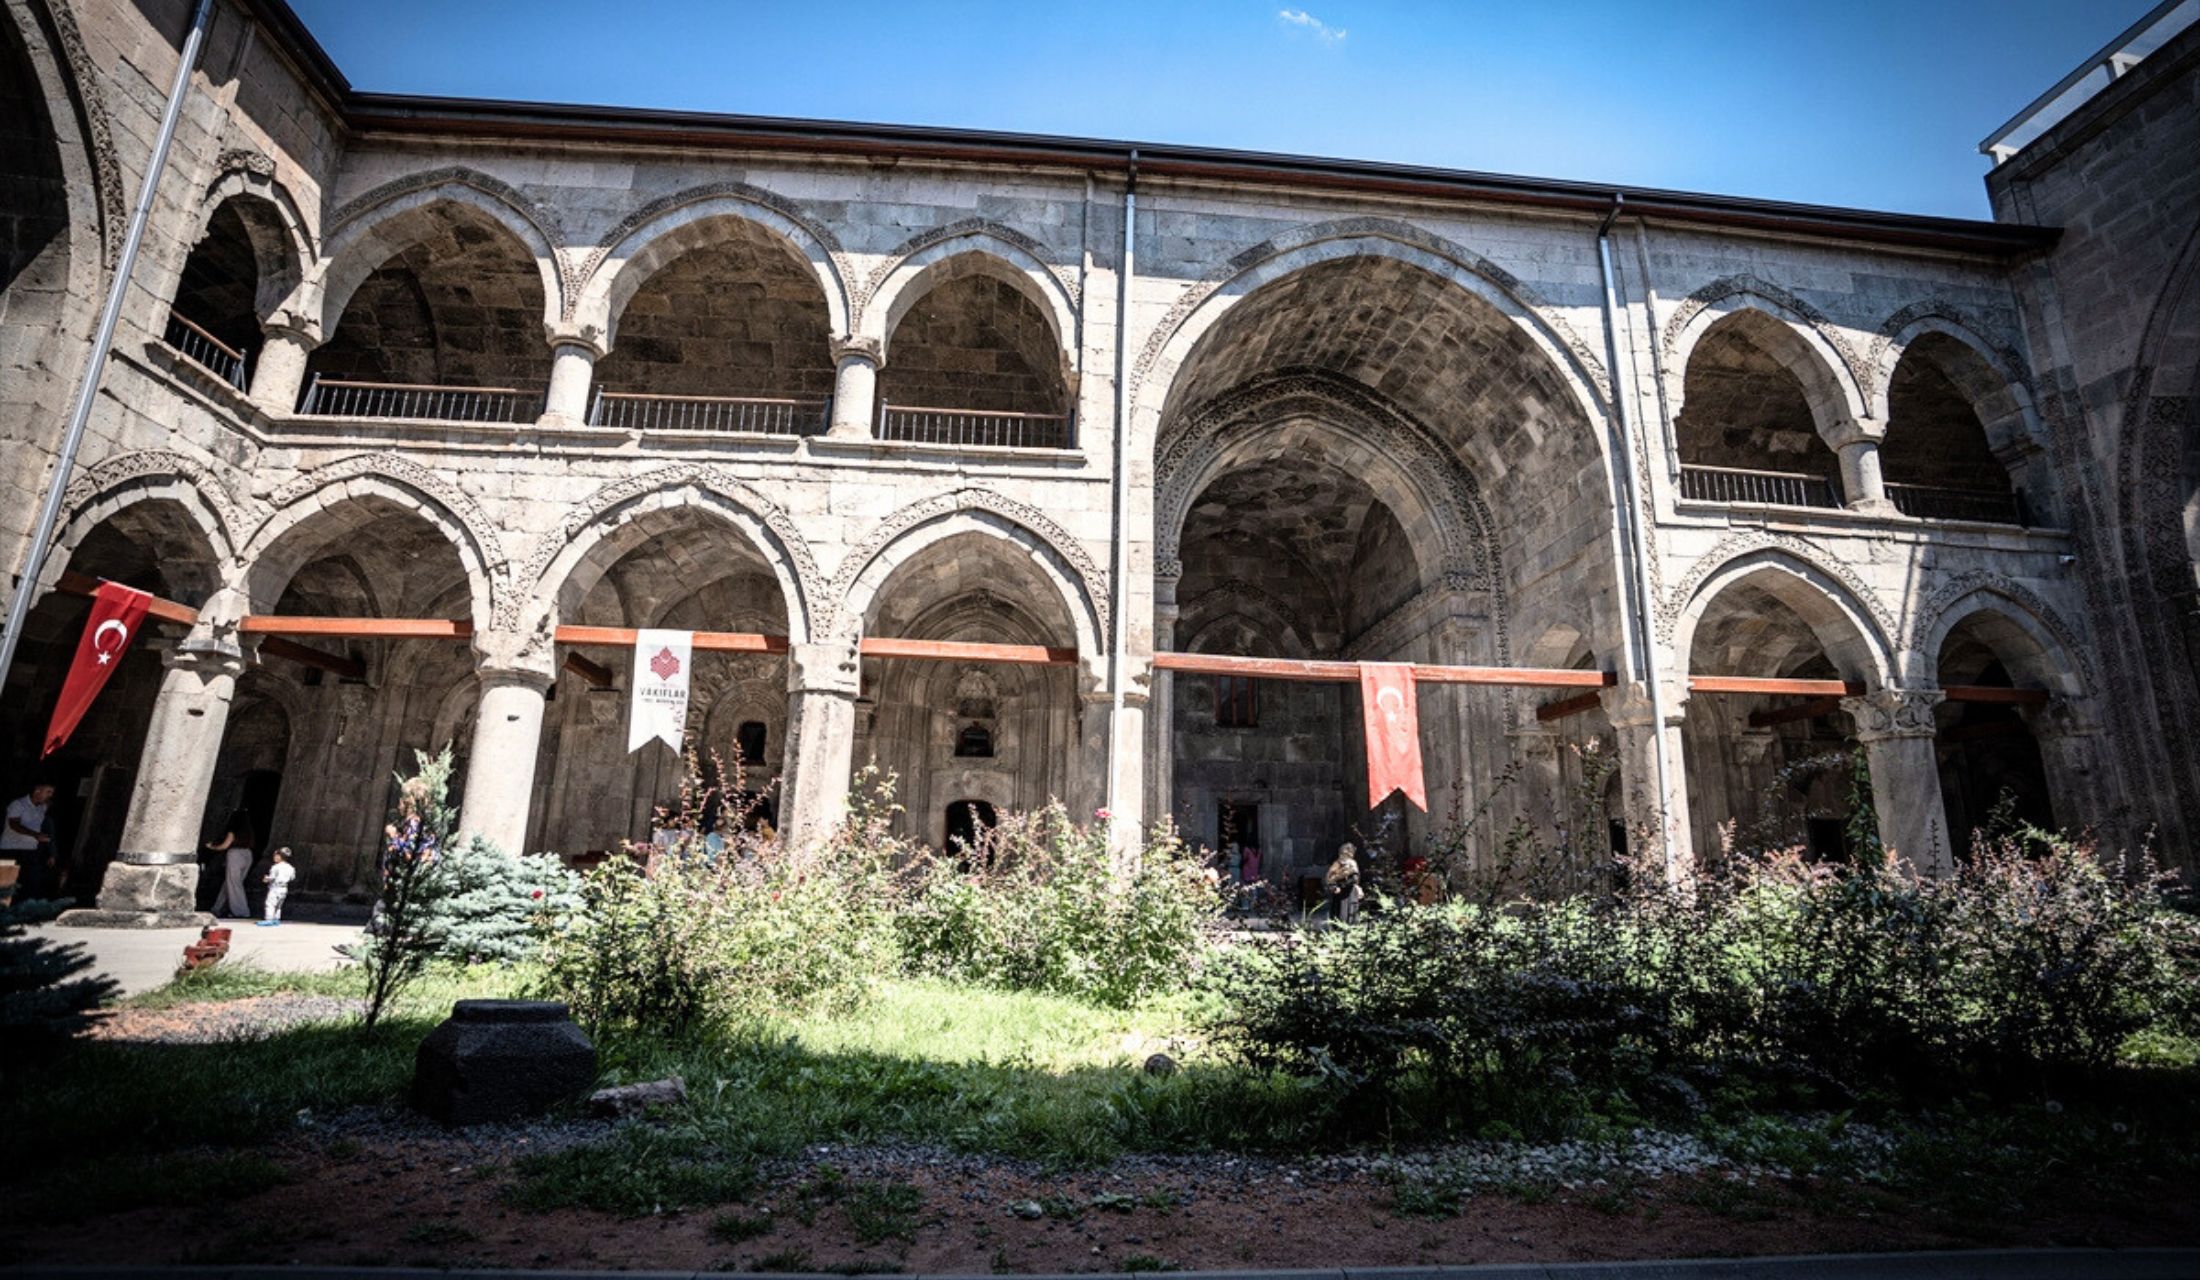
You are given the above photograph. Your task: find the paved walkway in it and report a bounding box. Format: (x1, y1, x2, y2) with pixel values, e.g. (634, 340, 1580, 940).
(9, 1247, 2200, 1278)
(36, 909, 361, 996)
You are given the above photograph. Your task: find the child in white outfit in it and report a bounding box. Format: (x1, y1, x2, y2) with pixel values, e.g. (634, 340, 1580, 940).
(259, 848, 295, 926)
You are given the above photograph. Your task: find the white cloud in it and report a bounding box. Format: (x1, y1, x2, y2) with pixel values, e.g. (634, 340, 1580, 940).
(1277, 8, 1346, 44)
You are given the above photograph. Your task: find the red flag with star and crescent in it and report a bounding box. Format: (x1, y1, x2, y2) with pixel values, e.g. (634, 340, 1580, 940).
(43, 580, 152, 757)
(1359, 662, 1428, 811)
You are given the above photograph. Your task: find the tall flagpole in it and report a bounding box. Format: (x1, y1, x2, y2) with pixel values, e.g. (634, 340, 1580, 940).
(0, 0, 219, 693)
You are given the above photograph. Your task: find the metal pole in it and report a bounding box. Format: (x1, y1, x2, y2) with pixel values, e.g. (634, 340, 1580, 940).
(0, 0, 219, 692)
(1594, 195, 1683, 883)
(1104, 150, 1137, 827)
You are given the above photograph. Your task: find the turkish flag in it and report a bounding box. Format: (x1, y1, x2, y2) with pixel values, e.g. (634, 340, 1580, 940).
(1360, 662, 1428, 811)
(43, 580, 152, 757)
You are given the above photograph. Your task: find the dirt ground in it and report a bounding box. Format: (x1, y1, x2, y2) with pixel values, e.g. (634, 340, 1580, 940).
(12, 1127, 2198, 1274)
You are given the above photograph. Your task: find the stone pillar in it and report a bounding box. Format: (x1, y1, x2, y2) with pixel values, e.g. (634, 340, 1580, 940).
(1076, 690, 1114, 826)
(1842, 687, 1953, 876)
(827, 336, 882, 439)
(1146, 586, 1179, 828)
(1107, 687, 1149, 852)
(540, 325, 605, 427)
(2028, 698, 2112, 842)
(780, 638, 862, 848)
(65, 640, 245, 925)
(458, 663, 555, 855)
(1600, 680, 1694, 885)
(247, 320, 315, 416)
(1825, 416, 1893, 514)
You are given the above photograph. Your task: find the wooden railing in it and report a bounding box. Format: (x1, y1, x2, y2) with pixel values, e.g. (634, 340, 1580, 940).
(1887, 483, 2025, 525)
(162, 313, 248, 389)
(298, 377, 540, 422)
(878, 404, 1074, 450)
(1678, 464, 1842, 509)
(590, 390, 826, 436)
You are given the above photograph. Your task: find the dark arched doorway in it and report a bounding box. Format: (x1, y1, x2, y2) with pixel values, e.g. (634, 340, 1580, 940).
(944, 799, 996, 859)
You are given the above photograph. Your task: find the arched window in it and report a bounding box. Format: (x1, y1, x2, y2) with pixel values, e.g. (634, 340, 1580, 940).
(737, 720, 767, 765)
(955, 723, 994, 758)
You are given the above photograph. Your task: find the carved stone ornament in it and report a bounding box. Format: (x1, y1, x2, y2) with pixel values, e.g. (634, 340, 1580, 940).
(1841, 688, 1944, 740)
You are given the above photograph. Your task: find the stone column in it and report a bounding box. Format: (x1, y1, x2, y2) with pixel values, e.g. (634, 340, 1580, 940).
(1076, 689, 1115, 826)
(1825, 416, 1893, 514)
(247, 319, 316, 416)
(2027, 698, 2112, 842)
(1600, 680, 1694, 885)
(65, 639, 246, 925)
(1146, 584, 1179, 828)
(1842, 687, 1953, 876)
(1106, 686, 1149, 852)
(540, 324, 605, 427)
(457, 662, 556, 855)
(780, 638, 862, 848)
(826, 336, 882, 439)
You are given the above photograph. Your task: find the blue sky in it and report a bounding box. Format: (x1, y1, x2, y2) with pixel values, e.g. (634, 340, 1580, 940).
(287, 1, 2146, 220)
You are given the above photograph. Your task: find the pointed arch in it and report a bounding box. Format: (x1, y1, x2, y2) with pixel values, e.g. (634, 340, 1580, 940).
(1132, 219, 1613, 443)
(1670, 543, 1895, 688)
(48, 449, 247, 596)
(1908, 576, 2092, 696)
(1870, 305, 2044, 457)
(572, 184, 850, 343)
(312, 171, 565, 338)
(523, 464, 820, 643)
(242, 454, 507, 630)
(861, 232, 1078, 384)
(1665, 286, 1871, 436)
(828, 488, 1108, 660)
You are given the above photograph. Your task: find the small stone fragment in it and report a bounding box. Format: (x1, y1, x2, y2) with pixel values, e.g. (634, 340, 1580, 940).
(589, 1076, 689, 1118)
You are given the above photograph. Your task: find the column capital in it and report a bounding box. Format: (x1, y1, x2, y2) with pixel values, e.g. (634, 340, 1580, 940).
(830, 334, 883, 366)
(261, 311, 321, 345)
(1841, 687, 1944, 740)
(789, 637, 862, 698)
(472, 628, 557, 685)
(165, 634, 246, 677)
(1822, 414, 1886, 450)
(544, 320, 607, 358)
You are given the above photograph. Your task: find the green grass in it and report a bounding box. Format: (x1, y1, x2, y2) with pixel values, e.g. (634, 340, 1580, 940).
(503, 1126, 758, 1215)
(843, 1179, 925, 1244)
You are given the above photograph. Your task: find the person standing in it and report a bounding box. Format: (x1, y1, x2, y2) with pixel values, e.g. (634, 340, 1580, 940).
(258, 847, 295, 926)
(203, 809, 258, 919)
(1325, 842, 1363, 925)
(3, 783, 56, 900)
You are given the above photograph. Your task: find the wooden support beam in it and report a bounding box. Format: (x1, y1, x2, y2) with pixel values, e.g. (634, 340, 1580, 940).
(238, 616, 473, 640)
(1747, 696, 1842, 728)
(562, 651, 615, 689)
(1536, 690, 1604, 722)
(55, 571, 198, 626)
(1152, 651, 1616, 688)
(862, 636, 1079, 665)
(1944, 685, 2050, 705)
(259, 636, 365, 680)
(555, 624, 788, 655)
(1689, 675, 1862, 697)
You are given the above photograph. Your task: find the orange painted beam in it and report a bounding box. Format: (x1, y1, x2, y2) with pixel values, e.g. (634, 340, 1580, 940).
(239, 616, 473, 640)
(1688, 675, 1862, 697)
(553, 624, 789, 655)
(55, 572, 198, 626)
(861, 636, 1080, 665)
(1944, 685, 2050, 705)
(1152, 652, 1616, 688)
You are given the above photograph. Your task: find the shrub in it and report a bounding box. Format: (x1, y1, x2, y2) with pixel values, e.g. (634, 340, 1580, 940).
(543, 752, 897, 1039)
(417, 836, 583, 965)
(351, 746, 459, 1032)
(0, 896, 117, 1048)
(893, 800, 1216, 1008)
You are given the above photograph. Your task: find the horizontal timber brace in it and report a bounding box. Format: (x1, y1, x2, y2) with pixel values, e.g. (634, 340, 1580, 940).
(48, 577, 2053, 706)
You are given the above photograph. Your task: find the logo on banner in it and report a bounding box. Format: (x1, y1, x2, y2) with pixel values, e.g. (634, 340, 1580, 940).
(628, 629, 694, 753)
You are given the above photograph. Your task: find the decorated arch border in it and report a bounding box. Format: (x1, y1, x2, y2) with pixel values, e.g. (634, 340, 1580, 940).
(1130, 216, 1613, 418)
(42, 449, 252, 600)
(247, 453, 510, 629)
(316, 166, 569, 333)
(23, 0, 123, 265)
(1659, 274, 1871, 423)
(1905, 569, 2096, 693)
(823, 487, 1111, 653)
(516, 462, 824, 642)
(1657, 529, 1900, 668)
(857, 217, 1079, 328)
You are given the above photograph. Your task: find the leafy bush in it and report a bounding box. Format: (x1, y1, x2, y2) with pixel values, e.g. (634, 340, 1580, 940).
(1206, 824, 2190, 1129)
(544, 754, 897, 1039)
(893, 799, 1217, 1008)
(352, 746, 459, 1031)
(417, 835, 583, 965)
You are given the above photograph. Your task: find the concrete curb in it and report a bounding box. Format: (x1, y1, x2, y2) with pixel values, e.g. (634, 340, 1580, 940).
(9, 1249, 2200, 1280)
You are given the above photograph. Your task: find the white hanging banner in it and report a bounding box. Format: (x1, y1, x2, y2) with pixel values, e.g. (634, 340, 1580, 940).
(628, 628, 693, 753)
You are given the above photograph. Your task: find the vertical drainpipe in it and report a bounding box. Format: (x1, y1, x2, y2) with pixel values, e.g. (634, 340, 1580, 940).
(1104, 151, 1138, 827)
(1595, 194, 1682, 881)
(0, 0, 219, 693)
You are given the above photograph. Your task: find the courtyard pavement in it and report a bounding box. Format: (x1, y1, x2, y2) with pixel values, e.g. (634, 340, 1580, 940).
(36, 907, 362, 997)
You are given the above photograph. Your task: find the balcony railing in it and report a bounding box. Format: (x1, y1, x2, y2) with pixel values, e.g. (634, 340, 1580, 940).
(590, 390, 826, 436)
(163, 313, 248, 390)
(298, 376, 541, 422)
(1887, 483, 2026, 525)
(878, 404, 1074, 450)
(1679, 464, 1842, 510)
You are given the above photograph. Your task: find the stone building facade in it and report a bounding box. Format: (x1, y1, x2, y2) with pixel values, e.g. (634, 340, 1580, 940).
(1, 0, 2190, 916)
